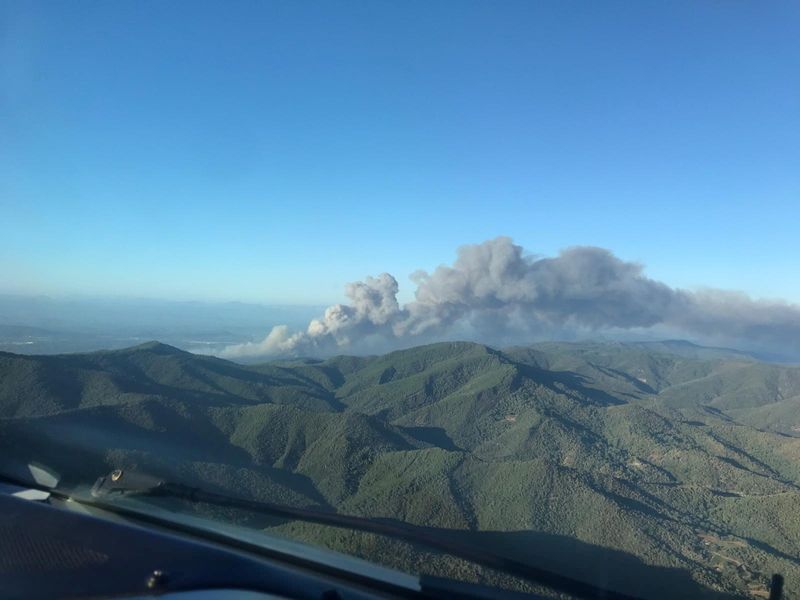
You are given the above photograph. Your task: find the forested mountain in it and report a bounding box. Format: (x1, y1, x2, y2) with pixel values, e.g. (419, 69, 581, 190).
(1, 340, 799, 599)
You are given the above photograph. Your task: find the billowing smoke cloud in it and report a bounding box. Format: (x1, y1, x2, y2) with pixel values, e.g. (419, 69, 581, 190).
(220, 237, 800, 359)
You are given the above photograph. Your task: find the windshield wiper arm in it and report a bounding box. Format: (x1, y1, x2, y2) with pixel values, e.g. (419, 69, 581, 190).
(92, 468, 641, 600)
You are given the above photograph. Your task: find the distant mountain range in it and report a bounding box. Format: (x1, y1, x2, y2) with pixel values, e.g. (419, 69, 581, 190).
(0, 294, 324, 355)
(1, 340, 799, 599)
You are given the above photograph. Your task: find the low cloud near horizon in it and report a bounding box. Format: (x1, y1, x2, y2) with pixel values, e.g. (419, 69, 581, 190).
(218, 237, 800, 360)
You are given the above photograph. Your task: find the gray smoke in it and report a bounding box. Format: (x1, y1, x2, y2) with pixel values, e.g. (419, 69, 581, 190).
(220, 237, 800, 358)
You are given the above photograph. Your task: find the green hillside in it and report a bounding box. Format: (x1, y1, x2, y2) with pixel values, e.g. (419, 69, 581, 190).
(1, 340, 799, 599)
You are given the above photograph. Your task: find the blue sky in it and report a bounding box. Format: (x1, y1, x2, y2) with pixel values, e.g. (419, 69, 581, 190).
(3, 1, 799, 305)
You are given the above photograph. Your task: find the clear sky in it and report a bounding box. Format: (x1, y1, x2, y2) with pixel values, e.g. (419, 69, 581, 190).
(3, 1, 799, 305)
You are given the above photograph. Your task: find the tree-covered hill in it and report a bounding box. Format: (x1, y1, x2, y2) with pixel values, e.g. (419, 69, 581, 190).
(1, 340, 799, 599)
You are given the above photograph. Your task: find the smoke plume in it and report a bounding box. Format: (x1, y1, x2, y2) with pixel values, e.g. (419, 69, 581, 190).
(220, 237, 800, 359)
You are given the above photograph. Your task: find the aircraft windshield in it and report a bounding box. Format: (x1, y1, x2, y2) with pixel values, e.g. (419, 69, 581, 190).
(2, 2, 798, 599)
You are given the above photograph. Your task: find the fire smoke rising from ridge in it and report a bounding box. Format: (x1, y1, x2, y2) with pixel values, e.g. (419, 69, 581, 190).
(220, 237, 800, 359)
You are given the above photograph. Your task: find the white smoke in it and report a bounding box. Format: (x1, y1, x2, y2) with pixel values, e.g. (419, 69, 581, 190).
(219, 237, 800, 359)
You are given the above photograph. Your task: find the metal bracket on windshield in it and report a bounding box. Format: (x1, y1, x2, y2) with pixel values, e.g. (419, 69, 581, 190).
(91, 469, 167, 497)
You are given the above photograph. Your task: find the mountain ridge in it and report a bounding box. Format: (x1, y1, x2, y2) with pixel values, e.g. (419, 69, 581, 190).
(1, 340, 799, 598)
